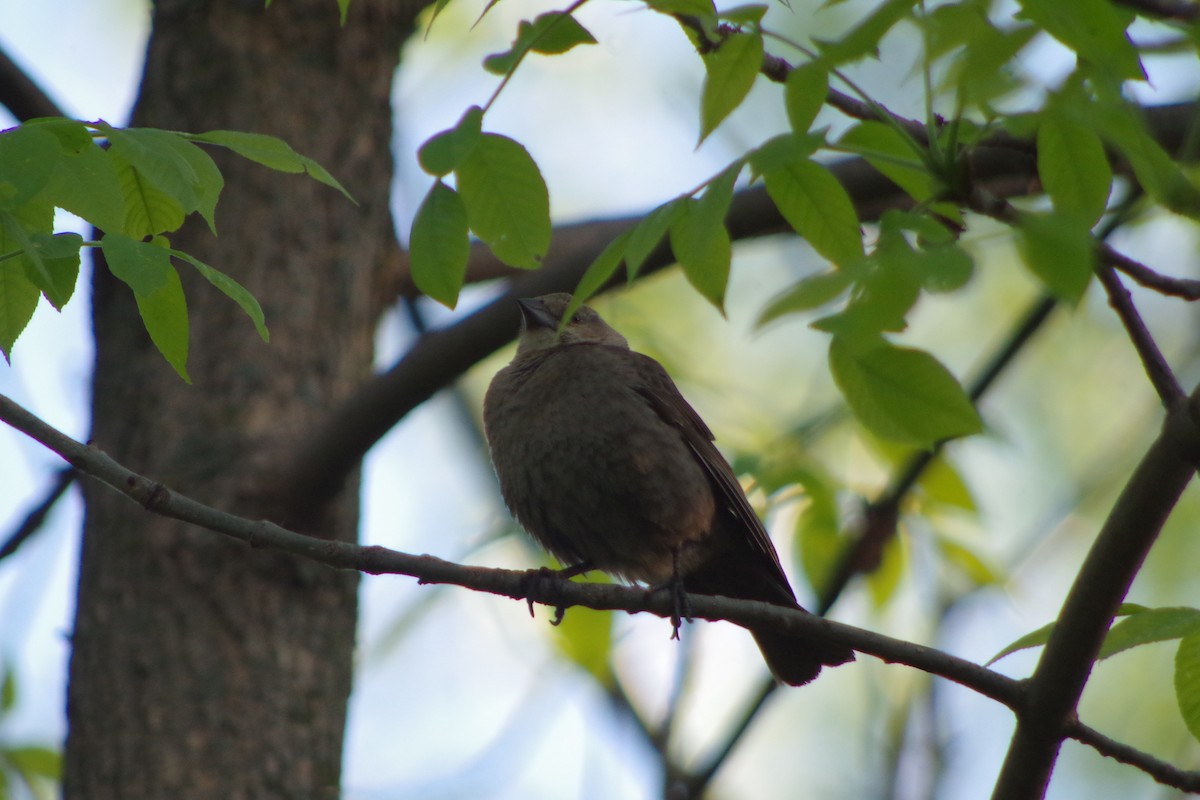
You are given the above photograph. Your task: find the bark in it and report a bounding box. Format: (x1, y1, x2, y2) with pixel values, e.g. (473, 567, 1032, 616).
(63, 1, 417, 797)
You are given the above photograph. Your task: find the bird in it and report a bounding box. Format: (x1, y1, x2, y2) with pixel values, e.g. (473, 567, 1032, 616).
(482, 293, 854, 685)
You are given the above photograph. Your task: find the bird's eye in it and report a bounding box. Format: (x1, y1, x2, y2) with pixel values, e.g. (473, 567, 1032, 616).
(571, 312, 583, 324)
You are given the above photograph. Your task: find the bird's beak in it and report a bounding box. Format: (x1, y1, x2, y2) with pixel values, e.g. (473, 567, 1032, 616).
(517, 298, 559, 331)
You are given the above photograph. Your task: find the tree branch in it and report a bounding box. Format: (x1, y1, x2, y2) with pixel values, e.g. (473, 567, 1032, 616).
(0, 466, 75, 561)
(990, 386, 1200, 799)
(1094, 265, 1185, 406)
(7, 390, 1200, 793)
(0, 42, 67, 121)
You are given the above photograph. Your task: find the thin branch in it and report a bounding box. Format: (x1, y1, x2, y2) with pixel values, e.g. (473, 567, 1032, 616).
(1103, 242, 1200, 300)
(0, 389, 1016, 703)
(990, 385, 1200, 799)
(0, 467, 75, 561)
(1068, 720, 1200, 792)
(8, 390, 1200, 793)
(1094, 265, 1186, 406)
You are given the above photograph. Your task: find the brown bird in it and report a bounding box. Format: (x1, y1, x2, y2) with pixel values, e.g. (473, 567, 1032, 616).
(483, 293, 854, 685)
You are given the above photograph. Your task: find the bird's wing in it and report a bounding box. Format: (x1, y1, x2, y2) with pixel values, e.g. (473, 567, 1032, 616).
(628, 351, 790, 578)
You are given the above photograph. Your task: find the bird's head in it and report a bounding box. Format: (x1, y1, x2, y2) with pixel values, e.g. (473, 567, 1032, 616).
(515, 293, 629, 354)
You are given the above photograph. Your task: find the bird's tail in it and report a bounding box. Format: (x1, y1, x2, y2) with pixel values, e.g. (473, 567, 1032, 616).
(685, 554, 854, 686)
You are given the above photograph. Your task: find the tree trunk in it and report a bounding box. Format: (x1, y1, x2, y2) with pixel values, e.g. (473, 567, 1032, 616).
(63, 1, 416, 797)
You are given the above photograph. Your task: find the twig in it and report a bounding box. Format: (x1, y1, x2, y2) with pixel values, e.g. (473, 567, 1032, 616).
(1102, 242, 1200, 300)
(8, 391, 1200, 792)
(1068, 720, 1200, 792)
(1095, 265, 1186, 406)
(0, 467, 75, 561)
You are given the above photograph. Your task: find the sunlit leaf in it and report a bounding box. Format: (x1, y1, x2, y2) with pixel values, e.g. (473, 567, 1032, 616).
(1016, 0, 1144, 82)
(1100, 607, 1200, 660)
(101, 232, 191, 382)
(456, 133, 550, 270)
(418, 107, 484, 177)
(409, 181, 470, 308)
(700, 31, 763, 143)
(171, 249, 269, 342)
(1176, 632, 1200, 744)
(1038, 109, 1111, 225)
(1016, 211, 1094, 304)
(785, 62, 828, 134)
(755, 270, 853, 328)
(763, 158, 862, 266)
(829, 335, 982, 447)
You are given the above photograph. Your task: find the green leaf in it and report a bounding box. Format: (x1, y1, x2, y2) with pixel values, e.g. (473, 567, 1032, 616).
(625, 198, 686, 278)
(719, 4, 768, 25)
(483, 12, 597, 74)
(102, 125, 220, 225)
(409, 181, 470, 308)
(1080, 95, 1200, 219)
(643, 0, 718, 21)
(4, 745, 61, 781)
(670, 167, 737, 311)
(755, 270, 853, 328)
(829, 335, 982, 447)
(919, 455, 976, 512)
(748, 132, 823, 179)
(987, 604, 1151, 665)
(1016, 211, 1095, 304)
(670, 202, 730, 312)
(455, 134, 550, 270)
(815, 0, 915, 66)
(190, 129, 355, 202)
(171, 249, 269, 342)
(0, 124, 60, 209)
(0, 260, 39, 362)
(566, 231, 630, 322)
(0, 664, 14, 713)
(839, 122, 935, 205)
(785, 63, 828, 134)
(793, 467, 843, 596)
(866, 533, 906, 609)
(0, 209, 55, 301)
(1176, 632, 1200, 745)
(1100, 607, 1200, 660)
(27, 232, 82, 309)
(1016, 0, 1144, 82)
(553, 607, 614, 686)
(763, 158, 862, 266)
(988, 621, 1055, 665)
(101, 233, 191, 381)
(108, 147, 186, 237)
(700, 31, 763, 143)
(1038, 110, 1112, 225)
(936, 538, 998, 586)
(417, 107, 483, 177)
(39, 135, 126, 233)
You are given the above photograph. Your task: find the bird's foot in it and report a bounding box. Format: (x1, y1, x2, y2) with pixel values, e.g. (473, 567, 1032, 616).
(645, 576, 692, 640)
(520, 562, 593, 625)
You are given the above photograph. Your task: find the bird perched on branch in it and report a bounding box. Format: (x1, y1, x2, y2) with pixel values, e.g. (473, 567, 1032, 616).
(483, 293, 854, 685)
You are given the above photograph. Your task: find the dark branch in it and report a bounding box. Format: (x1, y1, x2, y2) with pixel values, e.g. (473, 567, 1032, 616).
(1094, 265, 1186, 406)
(8, 390, 1200, 792)
(0, 43, 67, 121)
(990, 385, 1200, 799)
(0, 466, 75, 561)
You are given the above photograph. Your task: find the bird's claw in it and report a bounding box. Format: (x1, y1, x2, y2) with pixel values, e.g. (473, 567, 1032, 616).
(519, 563, 591, 624)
